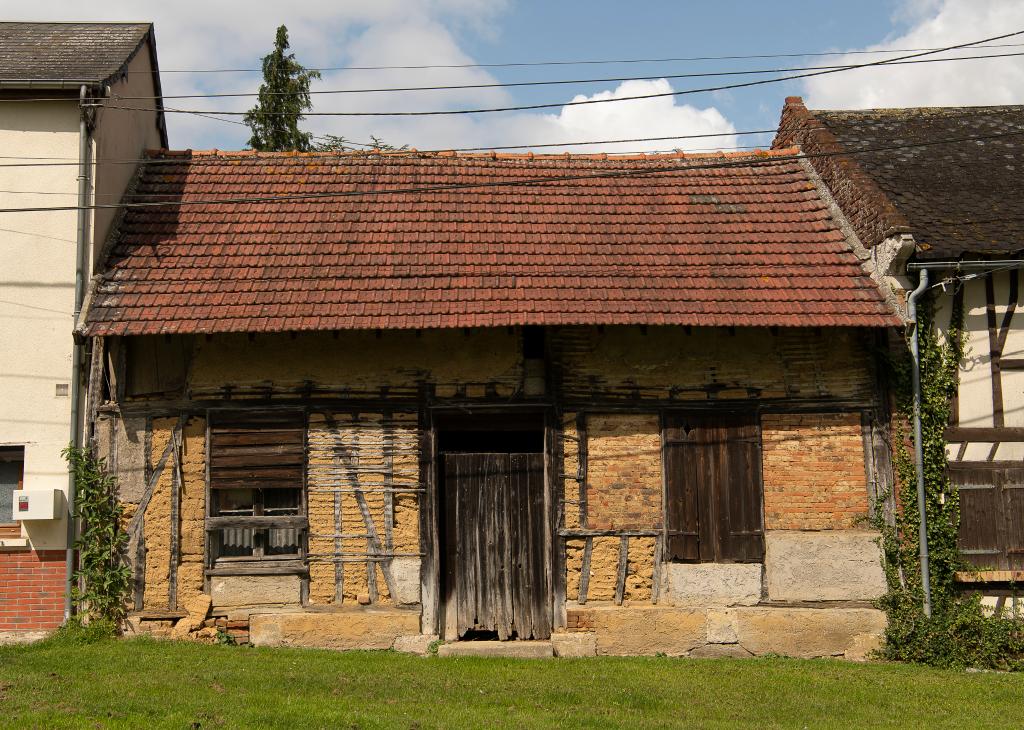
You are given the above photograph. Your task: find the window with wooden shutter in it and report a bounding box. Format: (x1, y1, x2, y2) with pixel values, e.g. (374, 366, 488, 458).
(207, 412, 307, 564)
(664, 411, 764, 563)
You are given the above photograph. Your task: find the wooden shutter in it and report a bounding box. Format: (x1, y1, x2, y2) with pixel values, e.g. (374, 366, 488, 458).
(952, 462, 1024, 570)
(664, 417, 701, 561)
(715, 412, 764, 562)
(209, 412, 305, 490)
(664, 411, 764, 563)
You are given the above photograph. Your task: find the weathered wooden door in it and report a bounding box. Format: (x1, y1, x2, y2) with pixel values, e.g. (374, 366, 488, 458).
(442, 452, 549, 640)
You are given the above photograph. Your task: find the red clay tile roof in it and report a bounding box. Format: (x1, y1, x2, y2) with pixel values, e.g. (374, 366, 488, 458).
(83, 148, 899, 336)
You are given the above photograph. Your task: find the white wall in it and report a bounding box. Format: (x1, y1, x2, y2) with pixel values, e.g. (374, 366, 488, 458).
(0, 99, 80, 548)
(0, 40, 165, 549)
(93, 42, 164, 262)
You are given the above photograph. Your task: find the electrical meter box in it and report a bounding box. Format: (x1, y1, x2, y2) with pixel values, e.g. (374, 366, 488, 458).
(12, 490, 64, 521)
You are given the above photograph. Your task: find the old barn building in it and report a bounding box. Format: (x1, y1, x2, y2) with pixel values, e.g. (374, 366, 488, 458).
(81, 147, 898, 656)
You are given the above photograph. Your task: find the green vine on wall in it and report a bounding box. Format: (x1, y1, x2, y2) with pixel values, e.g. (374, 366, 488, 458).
(877, 288, 1024, 669)
(63, 446, 131, 628)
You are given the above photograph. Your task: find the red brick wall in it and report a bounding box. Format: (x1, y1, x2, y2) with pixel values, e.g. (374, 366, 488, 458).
(0, 550, 65, 631)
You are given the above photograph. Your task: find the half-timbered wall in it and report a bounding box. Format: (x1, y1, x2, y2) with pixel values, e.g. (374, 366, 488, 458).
(96, 324, 888, 637)
(935, 269, 1024, 570)
(555, 328, 884, 611)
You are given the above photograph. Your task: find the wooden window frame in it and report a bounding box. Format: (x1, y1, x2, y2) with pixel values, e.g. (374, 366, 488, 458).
(0, 446, 25, 537)
(205, 411, 308, 573)
(662, 409, 765, 564)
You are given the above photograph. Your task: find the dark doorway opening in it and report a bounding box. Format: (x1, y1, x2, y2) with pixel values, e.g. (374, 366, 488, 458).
(436, 413, 550, 641)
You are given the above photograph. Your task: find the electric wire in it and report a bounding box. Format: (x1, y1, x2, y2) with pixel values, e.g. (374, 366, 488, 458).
(94, 50, 1024, 100)
(0, 128, 1022, 215)
(99, 30, 1023, 117)
(118, 41, 1024, 74)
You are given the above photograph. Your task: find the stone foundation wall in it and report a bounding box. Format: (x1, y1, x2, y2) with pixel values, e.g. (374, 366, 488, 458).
(564, 604, 885, 659)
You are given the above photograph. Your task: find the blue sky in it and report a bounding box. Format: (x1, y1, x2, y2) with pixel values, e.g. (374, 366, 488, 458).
(8, 0, 1024, 151)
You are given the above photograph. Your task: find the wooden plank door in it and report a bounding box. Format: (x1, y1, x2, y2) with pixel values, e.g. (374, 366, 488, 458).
(442, 452, 549, 640)
(664, 411, 764, 563)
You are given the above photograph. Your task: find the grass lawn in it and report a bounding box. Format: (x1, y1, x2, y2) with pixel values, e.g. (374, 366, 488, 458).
(1, 638, 1023, 729)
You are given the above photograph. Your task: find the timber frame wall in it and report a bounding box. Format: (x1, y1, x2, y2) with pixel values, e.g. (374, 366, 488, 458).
(940, 270, 1024, 571)
(90, 325, 893, 633)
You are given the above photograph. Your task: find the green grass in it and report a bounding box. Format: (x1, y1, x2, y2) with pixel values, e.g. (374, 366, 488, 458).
(1, 638, 1023, 729)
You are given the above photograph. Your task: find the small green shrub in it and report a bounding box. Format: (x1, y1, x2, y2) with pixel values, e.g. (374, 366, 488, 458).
(63, 446, 131, 625)
(40, 617, 119, 646)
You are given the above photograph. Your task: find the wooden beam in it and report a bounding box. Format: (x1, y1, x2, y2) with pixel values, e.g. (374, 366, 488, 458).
(168, 429, 182, 610)
(954, 570, 1024, 583)
(205, 562, 308, 577)
(205, 515, 308, 530)
(614, 536, 629, 606)
(558, 528, 661, 537)
(129, 609, 187, 620)
(946, 426, 1024, 442)
(576, 412, 588, 529)
(578, 536, 593, 606)
(651, 534, 663, 605)
(418, 397, 439, 636)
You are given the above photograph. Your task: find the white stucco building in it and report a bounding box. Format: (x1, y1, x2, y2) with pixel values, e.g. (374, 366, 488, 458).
(0, 21, 166, 632)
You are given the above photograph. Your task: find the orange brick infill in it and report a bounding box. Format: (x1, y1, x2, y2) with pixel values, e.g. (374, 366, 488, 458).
(584, 414, 662, 530)
(761, 413, 870, 530)
(0, 549, 66, 631)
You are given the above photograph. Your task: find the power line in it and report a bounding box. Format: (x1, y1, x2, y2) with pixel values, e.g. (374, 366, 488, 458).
(102, 31, 1024, 117)
(121, 41, 1024, 74)
(101, 51, 1024, 101)
(0, 129, 777, 168)
(0, 129, 1021, 215)
(0, 106, 1017, 171)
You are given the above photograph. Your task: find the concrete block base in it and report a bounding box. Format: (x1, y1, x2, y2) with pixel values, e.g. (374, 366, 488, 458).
(437, 640, 553, 658)
(393, 633, 438, 655)
(551, 632, 597, 657)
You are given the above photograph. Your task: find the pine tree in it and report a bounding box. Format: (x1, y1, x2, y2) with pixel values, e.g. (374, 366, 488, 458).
(244, 25, 321, 151)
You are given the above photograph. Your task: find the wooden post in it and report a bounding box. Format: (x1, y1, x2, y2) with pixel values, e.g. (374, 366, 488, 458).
(578, 536, 593, 605)
(168, 428, 183, 610)
(614, 536, 629, 606)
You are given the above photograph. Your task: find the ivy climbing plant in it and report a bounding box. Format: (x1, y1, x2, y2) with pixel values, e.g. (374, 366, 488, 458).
(877, 288, 1024, 669)
(63, 446, 131, 627)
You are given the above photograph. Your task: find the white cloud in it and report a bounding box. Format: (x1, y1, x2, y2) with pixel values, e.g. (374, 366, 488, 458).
(5, 1, 739, 154)
(804, 0, 1024, 109)
(487, 79, 738, 154)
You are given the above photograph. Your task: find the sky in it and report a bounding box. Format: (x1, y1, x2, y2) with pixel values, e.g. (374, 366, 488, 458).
(4, 0, 1024, 152)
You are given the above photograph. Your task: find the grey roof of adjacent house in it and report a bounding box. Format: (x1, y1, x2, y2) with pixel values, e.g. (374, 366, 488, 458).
(0, 22, 153, 85)
(812, 105, 1024, 259)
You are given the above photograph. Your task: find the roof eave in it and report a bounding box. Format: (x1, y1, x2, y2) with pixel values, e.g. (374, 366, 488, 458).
(0, 79, 102, 89)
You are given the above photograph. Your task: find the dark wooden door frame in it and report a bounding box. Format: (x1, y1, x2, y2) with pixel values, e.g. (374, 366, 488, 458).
(419, 405, 555, 640)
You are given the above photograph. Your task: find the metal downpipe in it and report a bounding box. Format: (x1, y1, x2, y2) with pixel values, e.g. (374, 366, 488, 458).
(64, 84, 91, 623)
(908, 268, 932, 617)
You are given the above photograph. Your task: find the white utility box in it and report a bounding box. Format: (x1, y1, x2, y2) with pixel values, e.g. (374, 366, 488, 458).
(12, 489, 64, 521)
